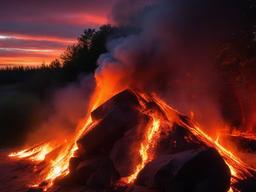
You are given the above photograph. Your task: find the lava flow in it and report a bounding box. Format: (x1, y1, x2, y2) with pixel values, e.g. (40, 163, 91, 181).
(121, 117, 161, 184)
(9, 142, 54, 162)
(8, 85, 122, 191)
(151, 94, 256, 191)
(8, 89, 256, 191)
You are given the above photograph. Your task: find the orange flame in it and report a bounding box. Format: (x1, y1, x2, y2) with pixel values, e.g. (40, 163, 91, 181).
(9, 143, 54, 162)
(8, 82, 123, 190)
(122, 117, 160, 184)
(152, 94, 255, 191)
(8, 89, 255, 192)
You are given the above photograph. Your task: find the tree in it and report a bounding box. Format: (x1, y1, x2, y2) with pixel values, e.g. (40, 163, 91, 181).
(61, 25, 116, 81)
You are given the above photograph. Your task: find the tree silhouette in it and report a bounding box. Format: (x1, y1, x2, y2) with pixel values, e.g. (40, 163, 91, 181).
(61, 25, 116, 81)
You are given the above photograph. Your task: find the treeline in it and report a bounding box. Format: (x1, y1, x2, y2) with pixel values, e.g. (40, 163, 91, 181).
(0, 25, 117, 88)
(0, 25, 120, 147)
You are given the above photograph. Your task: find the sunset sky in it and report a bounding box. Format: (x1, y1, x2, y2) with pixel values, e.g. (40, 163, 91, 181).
(0, 0, 116, 67)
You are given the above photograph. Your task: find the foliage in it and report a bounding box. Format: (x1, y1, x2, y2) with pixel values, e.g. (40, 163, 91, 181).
(0, 25, 116, 147)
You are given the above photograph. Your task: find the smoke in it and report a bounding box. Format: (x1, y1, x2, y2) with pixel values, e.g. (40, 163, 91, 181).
(96, 0, 253, 132)
(26, 75, 95, 145)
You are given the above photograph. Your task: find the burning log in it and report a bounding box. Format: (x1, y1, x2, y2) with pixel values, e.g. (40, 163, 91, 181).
(136, 148, 231, 192)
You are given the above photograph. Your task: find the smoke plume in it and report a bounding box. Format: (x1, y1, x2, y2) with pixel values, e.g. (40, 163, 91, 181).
(26, 75, 95, 145)
(96, 0, 254, 132)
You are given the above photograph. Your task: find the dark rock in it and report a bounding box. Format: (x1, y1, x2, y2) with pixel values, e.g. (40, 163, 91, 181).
(136, 148, 231, 192)
(69, 158, 100, 184)
(27, 187, 43, 192)
(68, 157, 81, 173)
(91, 89, 140, 121)
(78, 91, 145, 157)
(126, 185, 158, 192)
(69, 157, 119, 188)
(227, 135, 256, 153)
(86, 158, 120, 189)
(155, 123, 206, 155)
(110, 115, 151, 177)
(234, 175, 256, 192)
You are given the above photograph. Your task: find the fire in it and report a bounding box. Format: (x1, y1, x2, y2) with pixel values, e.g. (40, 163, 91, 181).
(229, 129, 256, 141)
(8, 83, 121, 190)
(144, 94, 255, 191)
(8, 89, 255, 191)
(186, 124, 254, 181)
(9, 143, 54, 162)
(119, 92, 178, 184)
(121, 117, 160, 184)
(35, 108, 96, 190)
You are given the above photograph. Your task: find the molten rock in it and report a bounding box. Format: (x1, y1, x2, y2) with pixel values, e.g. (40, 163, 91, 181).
(65, 90, 232, 191)
(4, 89, 254, 192)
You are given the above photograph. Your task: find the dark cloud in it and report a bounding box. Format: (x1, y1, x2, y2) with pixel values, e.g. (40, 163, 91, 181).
(0, 0, 116, 19)
(0, 0, 116, 36)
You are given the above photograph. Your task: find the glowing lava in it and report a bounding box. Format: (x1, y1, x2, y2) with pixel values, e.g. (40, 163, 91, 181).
(151, 94, 256, 191)
(9, 89, 256, 191)
(122, 117, 160, 184)
(8, 84, 122, 190)
(9, 143, 54, 162)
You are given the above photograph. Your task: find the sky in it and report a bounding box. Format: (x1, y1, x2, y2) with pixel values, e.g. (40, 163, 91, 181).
(0, 0, 117, 67)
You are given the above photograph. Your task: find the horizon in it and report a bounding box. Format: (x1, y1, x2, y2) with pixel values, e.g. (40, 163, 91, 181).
(0, 0, 116, 67)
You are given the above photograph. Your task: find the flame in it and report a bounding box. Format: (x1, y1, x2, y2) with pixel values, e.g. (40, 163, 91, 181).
(121, 117, 160, 184)
(8, 83, 121, 190)
(8, 89, 255, 191)
(186, 124, 254, 181)
(229, 129, 256, 141)
(120, 92, 176, 184)
(151, 94, 255, 191)
(9, 143, 53, 162)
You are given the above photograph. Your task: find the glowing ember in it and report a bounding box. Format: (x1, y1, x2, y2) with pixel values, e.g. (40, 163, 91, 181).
(121, 117, 160, 184)
(38, 115, 97, 190)
(9, 143, 53, 162)
(8, 89, 255, 191)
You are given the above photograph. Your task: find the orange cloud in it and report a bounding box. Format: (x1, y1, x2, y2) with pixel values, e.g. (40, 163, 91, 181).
(0, 49, 63, 67)
(0, 13, 110, 68)
(0, 33, 76, 44)
(0, 33, 74, 67)
(65, 13, 109, 26)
